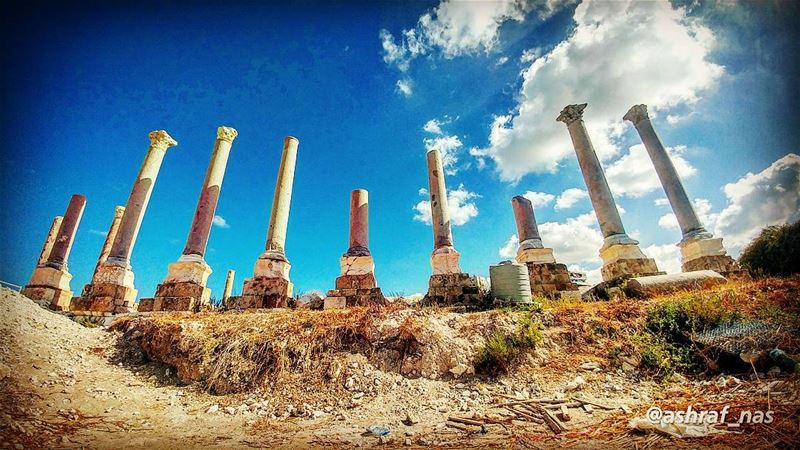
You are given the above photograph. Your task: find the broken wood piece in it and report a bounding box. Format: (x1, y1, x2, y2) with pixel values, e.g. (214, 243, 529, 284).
(531, 404, 565, 433)
(545, 401, 581, 410)
(572, 397, 614, 410)
(582, 404, 594, 414)
(445, 422, 477, 432)
(503, 406, 544, 423)
(448, 416, 484, 427)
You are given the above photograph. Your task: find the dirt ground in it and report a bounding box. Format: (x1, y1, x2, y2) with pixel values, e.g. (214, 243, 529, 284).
(1, 286, 798, 449)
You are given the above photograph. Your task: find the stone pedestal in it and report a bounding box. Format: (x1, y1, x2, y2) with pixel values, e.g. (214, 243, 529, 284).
(325, 272, 385, 309)
(75, 130, 177, 314)
(229, 277, 293, 309)
(599, 242, 661, 281)
(679, 237, 741, 275)
(423, 273, 489, 310)
(22, 267, 74, 311)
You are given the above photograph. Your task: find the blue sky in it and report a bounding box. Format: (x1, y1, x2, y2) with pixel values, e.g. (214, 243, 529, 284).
(1, 0, 799, 297)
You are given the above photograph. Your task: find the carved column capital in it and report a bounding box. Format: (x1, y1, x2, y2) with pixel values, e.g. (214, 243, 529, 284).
(149, 130, 178, 150)
(623, 104, 650, 126)
(556, 103, 587, 125)
(216, 126, 238, 143)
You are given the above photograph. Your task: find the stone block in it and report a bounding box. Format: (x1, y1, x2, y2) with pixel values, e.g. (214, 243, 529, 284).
(252, 255, 291, 280)
(682, 254, 743, 276)
(431, 247, 461, 275)
(72, 282, 137, 313)
(525, 262, 578, 297)
(424, 273, 489, 310)
(335, 273, 377, 290)
(339, 255, 375, 276)
(231, 276, 293, 309)
(163, 256, 212, 285)
(27, 266, 73, 291)
(137, 298, 155, 312)
(516, 247, 556, 264)
(324, 297, 347, 309)
(600, 257, 661, 282)
(678, 237, 726, 263)
(625, 270, 727, 298)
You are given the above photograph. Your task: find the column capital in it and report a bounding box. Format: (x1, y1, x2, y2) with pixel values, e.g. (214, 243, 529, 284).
(556, 103, 587, 125)
(217, 126, 238, 143)
(149, 130, 178, 150)
(623, 104, 650, 126)
(114, 206, 126, 217)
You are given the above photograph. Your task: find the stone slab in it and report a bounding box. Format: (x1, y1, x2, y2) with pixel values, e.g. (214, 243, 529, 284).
(431, 247, 461, 275)
(525, 262, 579, 297)
(624, 270, 727, 298)
(230, 276, 292, 309)
(423, 273, 489, 309)
(340, 255, 374, 276)
(323, 297, 347, 309)
(601, 257, 661, 282)
(517, 247, 556, 264)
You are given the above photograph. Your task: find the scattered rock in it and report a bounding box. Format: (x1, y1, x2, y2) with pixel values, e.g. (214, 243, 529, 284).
(206, 405, 219, 414)
(402, 412, 419, 426)
(366, 425, 391, 437)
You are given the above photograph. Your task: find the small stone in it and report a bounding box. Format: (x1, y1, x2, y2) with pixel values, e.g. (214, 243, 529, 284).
(404, 438, 412, 446)
(224, 406, 236, 415)
(402, 412, 419, 426)
(206, 405, 219, 414)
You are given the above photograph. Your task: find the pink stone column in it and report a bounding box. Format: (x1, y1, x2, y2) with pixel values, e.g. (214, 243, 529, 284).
(36, 216, 63, 266)
(106, 130, 177, 266)
(45, 194, 87, 271)
(182, 127, 237, 257)
(94, 206, 125, 274)
(347, 189, 370, 256)
(511, 196, 543, 250)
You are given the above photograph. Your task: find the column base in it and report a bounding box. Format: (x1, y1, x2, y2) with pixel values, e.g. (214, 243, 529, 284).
(325, 273, 386, 308)
(228, 276, 293, 309)
(23, 266, 74, 311)
(682, 255, 744, 277)
(72, 282, 138, 314)
(600, 243, 661, 282)
(340, 255, 375, 276)
(516, 247, 556, 264)
(253, 252, 291, 279)
(431, 246, 461, 275)
(524, 262, 579, 297)
(423, 273, 489, 310)
(139, 281, 211, 313)
(678, 237, 743, 276)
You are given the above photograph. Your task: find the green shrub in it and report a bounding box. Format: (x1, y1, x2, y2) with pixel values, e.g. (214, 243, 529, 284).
(474, 315, 542, 375)
(739, 221, 800, 276)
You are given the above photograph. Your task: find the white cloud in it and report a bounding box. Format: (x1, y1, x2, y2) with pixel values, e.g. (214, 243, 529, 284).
(642, 243, 682, 274)
(212, 215, 230, 229)
(657, 198, 717, 233)
(472, 0, 723, 182)
(495, 56, 510, 66)
(396, 79, 413, 96)
(714, 153, 800, 253)
(654, 197, 670, 206)
(499, 234, 519, 258)
(539, 212, 603, 265)
(88, 229, 108, 237)
(520, 47, 542, 63)
(522, 191, 555, 208)
(605, 145, 696, 198)
(424, 135, 463, 174)
(554, 187, 588, 210)
(423, 118, 445, 135)
(413, 183, 480, 226)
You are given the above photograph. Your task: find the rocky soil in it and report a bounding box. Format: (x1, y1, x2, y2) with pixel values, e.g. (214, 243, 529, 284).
(1, 285, 798, 449)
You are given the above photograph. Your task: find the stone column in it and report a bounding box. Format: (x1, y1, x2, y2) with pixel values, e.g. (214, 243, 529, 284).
(235, 136, 299, 309)
(79, 130, 177, 314)
(23, 194, 86, 310)
(624, 104, 737, 274)
(557, 104, 659, 281)
(94, 206, 126, 274)
(254, 136, 299, 279)
(426, 149, 461, 275)
(223, 270, 235, 302)
(325, 189, 385, 309)
(511, 195, 555, 264)
(35, 216, 63, 266)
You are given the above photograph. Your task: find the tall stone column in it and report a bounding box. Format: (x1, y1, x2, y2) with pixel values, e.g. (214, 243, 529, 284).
(233, 136, 299, 309)
(325, 189, 385, 309)
(557, 104, 659, 282)
(426, 149, 461, 275)
(142, 127, 237, 313)
(35, 216, 63, 267)
(624, 104, 738, 274)
(77, 130, 177, 314)
(94, 206, 126, 274)
(23, 194, 86, 310)
(222, 270, 235, 302)
(511, 195, 577, 296)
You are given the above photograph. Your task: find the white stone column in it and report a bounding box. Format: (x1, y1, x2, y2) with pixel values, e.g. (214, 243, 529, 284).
(35, 216, 63, 266)
(223, 269, 235, 301)
(426, 149, 461, 274)
(94, 206, 125, 275)
(624, 104, 733, 271)
(254, 136, 299, 280)
(164, 127, 237, 286)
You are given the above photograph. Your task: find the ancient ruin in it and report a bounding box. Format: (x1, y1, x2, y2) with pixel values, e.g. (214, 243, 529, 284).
(22, 194, 86, 310)
(72, 130, 177, 315)
(228, 136, 299, 309)
(557, 103, 661, 282)
(91, 206, 126, 276)
(325, 189, 386, 309)
(139, 127, 237, 312)
(423, 149, 488, 308)
(624, 104, 741, 275)
(222, 269, 235, 305)
(511, 195, 578, 297)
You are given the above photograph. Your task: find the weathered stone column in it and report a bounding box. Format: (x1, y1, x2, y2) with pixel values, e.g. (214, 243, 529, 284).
(222, 270, 235, 302)
(23, 194, 86, 310)
(511, 195, 577, 296)
(624, 104, 738, 274)
(94, 206, 126, 274)
(426, 149, 461, 275)
(234, 136, 299, 309)
(325, 189, 385, 309)
(35, 216, 63, 266)
(76, 130, 177, 314)
(142, 127, 237, 313)
(557, 104, 659, 281)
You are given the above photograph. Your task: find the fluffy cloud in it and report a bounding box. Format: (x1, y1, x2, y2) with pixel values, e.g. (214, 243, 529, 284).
(715, 153, 800, 252)
(423, 118, 446, 135)
(498, 234, 519, 258)
(605, 145, 696, 198)
(657, 198, 717, 232)
(522, 191, 555, 208)
(413, 184, 480, 226)
(642, 243, 682, 274)
(555, 187, 588, 210)
(654, 197, 670, 207)
(212, 215, 230, 229)
(425, 135, 463, 174)
(539, 212, 603, 265)
(472, 0, 723, 182)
